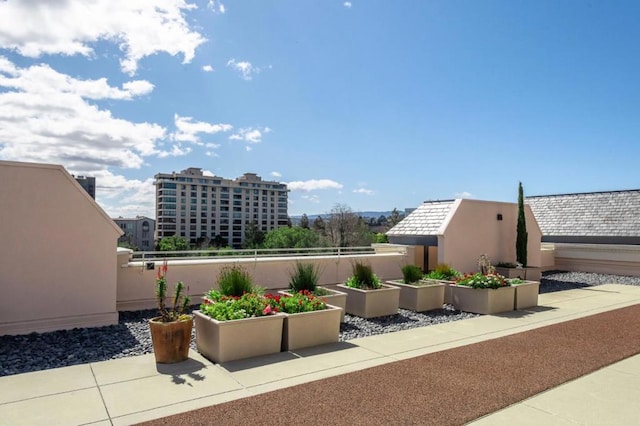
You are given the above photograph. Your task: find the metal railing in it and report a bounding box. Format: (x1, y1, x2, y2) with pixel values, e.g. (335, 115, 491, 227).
(129, 245, 403, 263)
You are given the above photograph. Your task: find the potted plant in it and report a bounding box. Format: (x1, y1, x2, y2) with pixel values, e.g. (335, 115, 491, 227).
(266, 291, 341, 351)
(194, 266, 284, 363)
(450, 268, 515, 315)
(278, 262, 347, 322)
(423, 263, 461, 304)
(149, 261, 193, 364)
(386, 264, 445, 312)
(336, 260, 400, 318)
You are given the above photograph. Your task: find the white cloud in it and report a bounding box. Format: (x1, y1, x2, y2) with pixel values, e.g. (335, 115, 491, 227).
(287, 179, 343, 191)
(344, 2, 353, 8)
(229, 127, 270, 144)
(245, 146, 253, 151)
(202, 170, 215, 176)
(0, 58, 168, 171)
(301, 194, 320, 203)
(271, 171, 282, 178)
(0, 0, 206, 75)
(207, 0, 226, 14)
(171, 114, 232, 144)
(202, 65, 214, 72)
(353, 188, 374, 195)
(226, 59, 271, 80)
(454, 191, 473, 198)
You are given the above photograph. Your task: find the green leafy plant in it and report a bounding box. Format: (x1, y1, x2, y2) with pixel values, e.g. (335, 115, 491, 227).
(345, 261, 381, 289)
(516, 181, 528, 267)
(217, 264, 254, 297)
(264, 291, 327, 314)
(288, 262, 320, 294)
(509, 278, 525, 285)
(401, 264, 423, 284)
(155, 261, 191, 322)
(496, 261, 519, 268)
(200, 290, 272, 321)
(455, 272, 508, 289)
(424, 263, 461, 280)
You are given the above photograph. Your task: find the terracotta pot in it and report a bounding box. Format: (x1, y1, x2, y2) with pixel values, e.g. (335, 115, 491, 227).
(149, 317, 193, 363)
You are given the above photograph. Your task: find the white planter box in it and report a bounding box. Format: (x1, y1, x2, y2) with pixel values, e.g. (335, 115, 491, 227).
(512, 280, 540, 310)
(450, 285, 515, 315)
(386, 280, 445, 312)
(279, 287, 347, 322)
(194, 310, 284, 363)
(336, 283, 400, 318)
(281, 305, 342, 351)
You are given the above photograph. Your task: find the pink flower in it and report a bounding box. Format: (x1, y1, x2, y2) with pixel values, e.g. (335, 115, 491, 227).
(263, 305, 272, 315)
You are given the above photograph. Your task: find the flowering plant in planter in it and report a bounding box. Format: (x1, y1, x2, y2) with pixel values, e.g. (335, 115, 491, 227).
(265, 290, 327, 314)
(155, 261, 191, 322)
(455, 272, 508, 289)
(200, 290, 274, 321)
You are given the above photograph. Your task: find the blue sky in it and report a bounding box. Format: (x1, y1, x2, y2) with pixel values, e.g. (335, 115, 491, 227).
(1, 1, 639, 218)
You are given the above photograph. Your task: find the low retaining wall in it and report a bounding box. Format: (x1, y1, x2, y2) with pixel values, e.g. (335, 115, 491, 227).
(550, 243, 640, 277)
(117, 248, 414, 311)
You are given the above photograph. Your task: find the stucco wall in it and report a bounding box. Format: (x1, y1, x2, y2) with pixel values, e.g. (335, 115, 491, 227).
(438, 199, 542, 274)
(117, 249, 413, 311)
(0, 161, 122, 335)
(551, 243, 640, 277)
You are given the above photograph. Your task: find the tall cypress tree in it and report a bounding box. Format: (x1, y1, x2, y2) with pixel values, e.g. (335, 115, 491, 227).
(516, 181, 528, 266)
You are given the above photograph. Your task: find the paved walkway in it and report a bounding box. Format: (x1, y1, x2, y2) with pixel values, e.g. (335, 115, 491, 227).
(1, 284, 640, 426)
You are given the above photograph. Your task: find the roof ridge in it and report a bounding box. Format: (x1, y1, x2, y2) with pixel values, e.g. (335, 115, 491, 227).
(526, 189, 640, 199)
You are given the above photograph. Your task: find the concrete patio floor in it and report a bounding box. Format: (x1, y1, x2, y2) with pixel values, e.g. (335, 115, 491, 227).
(2, 284, 640, 426)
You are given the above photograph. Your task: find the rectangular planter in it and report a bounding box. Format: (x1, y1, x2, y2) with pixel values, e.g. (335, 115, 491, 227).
(495, 267, 541, 281)
(386, 280, 445, 312)
(194, 310, 285, 363)
(336, 283, 400, 318)
(440, 280, 456, 304)
(281, 304, 342, 351)
(450, 285, 515, 315)
(279, 287, 347, 322)
(512, 280, 540, 310)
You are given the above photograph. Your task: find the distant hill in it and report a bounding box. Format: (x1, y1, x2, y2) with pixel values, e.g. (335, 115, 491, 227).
(290, 211, 393, 224)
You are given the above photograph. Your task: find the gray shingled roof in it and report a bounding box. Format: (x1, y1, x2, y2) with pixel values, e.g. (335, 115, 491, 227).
(526, 190, 640, 237)
(387, 200, 455, 236)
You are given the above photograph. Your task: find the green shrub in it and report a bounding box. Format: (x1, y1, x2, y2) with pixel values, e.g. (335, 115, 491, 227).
(288, 262, 319, 293)
(401, 264, 423, 284)
(345, 260, 381, 289)
(216, 265, 254, 297)
(424, 263, 461, 280)
(200, 291, 270, 320)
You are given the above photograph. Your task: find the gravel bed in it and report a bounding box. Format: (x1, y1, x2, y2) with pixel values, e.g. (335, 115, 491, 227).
(2, 271, 640, 377)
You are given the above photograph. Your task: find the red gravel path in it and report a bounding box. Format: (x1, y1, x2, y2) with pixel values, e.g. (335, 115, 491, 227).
(140, 304, 640, 426)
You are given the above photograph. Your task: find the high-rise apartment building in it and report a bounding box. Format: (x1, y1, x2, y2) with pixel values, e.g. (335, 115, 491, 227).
(113, 216, 155, 250)
(74, 175, 96, 199)
(154, 168, 289, 248)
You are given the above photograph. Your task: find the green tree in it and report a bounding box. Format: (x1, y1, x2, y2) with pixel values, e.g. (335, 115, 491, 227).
(299, 213, 310, 229)
(373, 232, 389, 243)
(210, 234, 227, 248)
(263, 226, 325, 249)
(243, 221, 265, 249)
(158, 235, 189, 251)
(516, 181, 528, 266)
(312, 216, 326, 235)
(387, 208, 403, 227)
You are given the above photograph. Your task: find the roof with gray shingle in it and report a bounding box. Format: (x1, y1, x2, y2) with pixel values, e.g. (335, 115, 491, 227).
(387, 200, 455, 236)
(526, 190, 640, 237)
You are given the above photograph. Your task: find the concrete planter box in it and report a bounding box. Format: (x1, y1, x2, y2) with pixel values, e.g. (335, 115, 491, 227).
(450, 285, 515, 315)
(281, 304, 342, 351)
(511, 280, 540, 310)
(495, 266, 542, 281)
(386, 280, 445, 312)
(194, 310, 285, 363)
(440, 280, 456, 304)
(279, 287, 348, 322)
(336, 283, 400, 318)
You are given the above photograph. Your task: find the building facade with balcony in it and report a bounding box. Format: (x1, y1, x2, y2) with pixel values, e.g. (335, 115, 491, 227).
(113, 216, 155, 250)
(154, 167, 289, 248)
